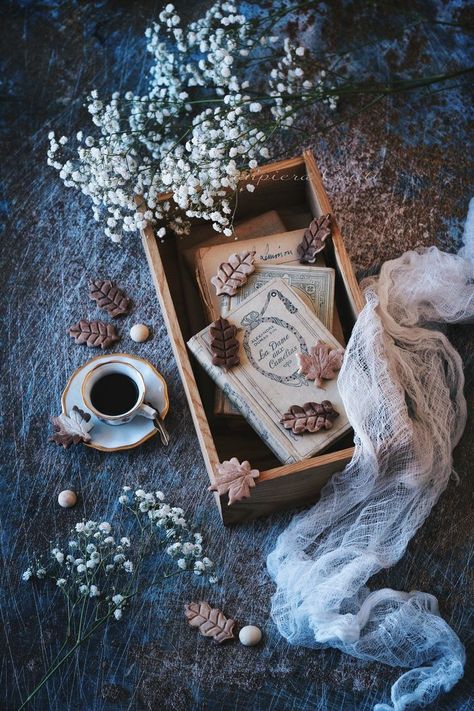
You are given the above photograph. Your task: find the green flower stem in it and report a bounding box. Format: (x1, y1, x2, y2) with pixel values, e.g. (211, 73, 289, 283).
(17, 611, 112, 711)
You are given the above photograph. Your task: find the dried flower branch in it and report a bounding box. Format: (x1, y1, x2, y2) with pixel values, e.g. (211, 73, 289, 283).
(46, 2, 336, 244)
(46, 1, 474, 244)
(19, 486, 218, 709)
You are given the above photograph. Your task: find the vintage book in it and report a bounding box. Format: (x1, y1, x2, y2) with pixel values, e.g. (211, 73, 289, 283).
(187, 278, 351, 464)
(221, 264, 335, 324)
(181, 210, 286, 273)
(195, 228, 325, 321)
(216, 263, 335, 415)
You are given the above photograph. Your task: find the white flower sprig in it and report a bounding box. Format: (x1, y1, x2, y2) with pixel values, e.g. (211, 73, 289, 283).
(19, 487, 218, 709)
(47, 1, 336, 243)
(119, 486, 217, 582)
(22, 519, 135, 621)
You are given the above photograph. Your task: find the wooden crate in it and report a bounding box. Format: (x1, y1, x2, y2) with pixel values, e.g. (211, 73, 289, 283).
(141, 150, 364, 525)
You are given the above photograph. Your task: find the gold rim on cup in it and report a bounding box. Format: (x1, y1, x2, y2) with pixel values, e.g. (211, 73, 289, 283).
(81, 359, 146, 421)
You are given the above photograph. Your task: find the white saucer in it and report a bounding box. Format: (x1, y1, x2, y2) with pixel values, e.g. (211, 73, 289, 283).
(61, 353, 169, 452)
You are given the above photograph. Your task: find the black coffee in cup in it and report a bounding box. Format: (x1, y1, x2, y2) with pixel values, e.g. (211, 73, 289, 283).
(90, 373, 139, 416)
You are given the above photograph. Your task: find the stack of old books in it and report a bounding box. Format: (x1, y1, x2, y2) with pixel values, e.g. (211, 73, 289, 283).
(185, 210, 351, 466)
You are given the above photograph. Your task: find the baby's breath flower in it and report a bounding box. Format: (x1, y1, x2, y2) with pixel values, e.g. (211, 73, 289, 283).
(122, 486, 217, 581)
(47, 3, 335, 244)
(23, 483, 219, 671)
(52, 548, 65, 564)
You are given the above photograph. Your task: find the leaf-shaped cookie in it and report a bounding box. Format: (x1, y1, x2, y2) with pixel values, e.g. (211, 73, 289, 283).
(68, 320, 120, 349)
(209, 457, 259, 505)
(297, 341, 345, 387)
(210, 250, 256, 296)
(280, 400, 339, 434)
(209, 318, 240, 368)
(184, 601, 235, 643)
(89, 279, 130, 317)
(297, 214, 331, 263)
(50, 406, 94, 448)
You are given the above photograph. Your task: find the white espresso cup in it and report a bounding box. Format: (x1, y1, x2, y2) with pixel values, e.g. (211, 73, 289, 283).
(82, 360, 158, 426)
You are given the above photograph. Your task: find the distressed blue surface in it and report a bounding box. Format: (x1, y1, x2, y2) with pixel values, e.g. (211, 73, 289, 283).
(0, 1, 473, 710)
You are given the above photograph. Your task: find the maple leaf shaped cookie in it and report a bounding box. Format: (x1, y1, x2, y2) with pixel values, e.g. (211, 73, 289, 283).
(209, 457, 259, 506)
(297, 341, 345, 388)
(50, 406, 94, 448)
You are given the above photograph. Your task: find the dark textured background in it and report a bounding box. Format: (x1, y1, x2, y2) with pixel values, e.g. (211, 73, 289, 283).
(1, 1, 473, 710)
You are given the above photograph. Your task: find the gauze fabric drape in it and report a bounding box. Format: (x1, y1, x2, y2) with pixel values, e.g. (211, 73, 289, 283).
(268, 239, 474, 711)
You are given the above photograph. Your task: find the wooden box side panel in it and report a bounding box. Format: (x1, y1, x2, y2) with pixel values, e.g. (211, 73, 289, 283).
(140, 225, 221, 501)
(304, 150, 365, 318)
(220, 448, 354, 525)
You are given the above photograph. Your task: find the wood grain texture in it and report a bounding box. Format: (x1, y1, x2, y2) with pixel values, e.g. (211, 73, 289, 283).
(304, 150, 366, 317)
(140, 219, 224, 516)
(143, 152, 359, 524)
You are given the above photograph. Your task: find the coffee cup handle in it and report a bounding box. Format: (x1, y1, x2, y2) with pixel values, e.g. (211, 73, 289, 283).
(137, 403, 158, 420)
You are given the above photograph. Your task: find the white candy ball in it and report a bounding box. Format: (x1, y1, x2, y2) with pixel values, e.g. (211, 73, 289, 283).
(130, 323, 150, 343)
(239, 625, 262, 646)
(58, 489, 77, 508)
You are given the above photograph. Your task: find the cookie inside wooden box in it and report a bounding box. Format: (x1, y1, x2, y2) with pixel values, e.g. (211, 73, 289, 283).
(142, 150, 364, 524)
